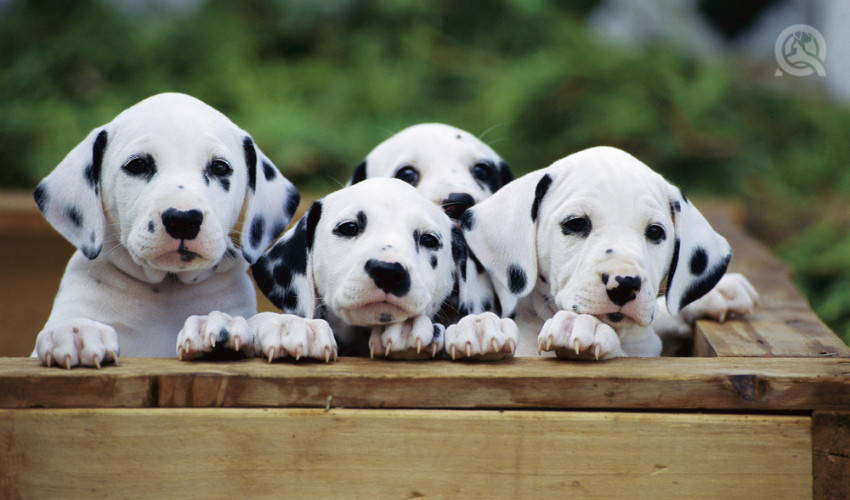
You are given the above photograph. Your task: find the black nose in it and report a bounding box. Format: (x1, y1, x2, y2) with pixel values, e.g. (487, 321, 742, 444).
(162, 208, 203, 240)
(606, 275, 642, 306)
(441, 193, 476, 220)
(365, 259, 411, 297)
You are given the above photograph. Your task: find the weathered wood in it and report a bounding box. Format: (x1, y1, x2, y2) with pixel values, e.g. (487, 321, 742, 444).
(0, 408, 812, 499)
(813, 411, 850, 499)
(694, 202, 850, 358)
(2, 357, 849, 411)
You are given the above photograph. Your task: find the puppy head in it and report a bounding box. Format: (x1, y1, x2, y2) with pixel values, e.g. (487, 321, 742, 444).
(33, 92, 299, 282)
(253, 178, 459, 326)
(461, 146, 731, 327)
(348, 123, 513, 219)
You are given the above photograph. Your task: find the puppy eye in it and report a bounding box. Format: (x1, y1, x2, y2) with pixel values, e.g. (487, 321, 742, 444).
(333, 221, 361, 238)
(472, 162, 494, 181)
(207, 159, 232, 177)
(395, 166, 420, 186)
(645, 224, 666, 243)
(122, 155, 156, 179)
(419, 233, 441, 250)
(561, 216, 591, 237)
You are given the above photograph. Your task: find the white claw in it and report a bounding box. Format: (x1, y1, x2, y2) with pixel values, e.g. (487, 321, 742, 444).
(294, 346, 302, 361)
(93, 357, 101, 369)
(234, 337, 241, 353)
(384, 340, 392, 357)
(268, 350, 274, 363)
(324, 347, 330, 363)
(547, 338, 553, 351)
(465, 343, 472, 358)
(594, 344, 601, 361)
(431, 343, 439, 358)
(574, 339, 581, 356)
(64, 355, 72, 370)
(450, 345, 457, 361)
(491, 338, 499, 353)
(416, 338, 423, 354)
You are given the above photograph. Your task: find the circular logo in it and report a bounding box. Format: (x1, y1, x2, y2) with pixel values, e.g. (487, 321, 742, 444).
(775, 24, 826, 77)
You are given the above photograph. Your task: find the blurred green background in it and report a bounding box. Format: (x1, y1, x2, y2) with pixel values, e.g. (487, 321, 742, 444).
(1, 0, 848, 344)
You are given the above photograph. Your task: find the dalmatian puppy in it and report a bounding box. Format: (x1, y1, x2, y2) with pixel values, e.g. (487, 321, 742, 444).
(249, 178, 502, 360)
(33, 92, 299, 368)
(348, 123, 520, 359)
(348, 123, 514, 220)
(459, 146, 758, 359)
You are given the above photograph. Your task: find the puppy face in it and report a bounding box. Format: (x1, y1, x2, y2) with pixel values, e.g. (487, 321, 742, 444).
(461, 147, 732, 326)
(34, 93, 299, 281)
(349, 123, 513, 219)
(254, 178, 459, 326)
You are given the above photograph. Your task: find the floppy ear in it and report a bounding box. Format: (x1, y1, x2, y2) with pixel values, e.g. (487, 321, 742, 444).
(251, 201, 322, 319)
(33, 128, 109, 259)
(348, 160, 367, 185)
(460, 170, 550, 316)
(664, 189, 732, 315)
(240, 137, 300, 264)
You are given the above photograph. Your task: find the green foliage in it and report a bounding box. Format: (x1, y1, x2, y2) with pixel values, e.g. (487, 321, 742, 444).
(1, 0, 848, 343)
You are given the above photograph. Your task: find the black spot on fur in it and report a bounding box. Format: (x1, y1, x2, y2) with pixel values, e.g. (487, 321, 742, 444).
(680, 189, 689, 204)
(432, 324, 443, 340)
(148, 221, 155, 234)
(670, 200, 682, 214)
(250, 216, 265, 249)
(33, 184, 48, 213)
(243, 137, 257, 192)
(216, 328, 230, 344)
(413, 229, 421, 253)
(350, 160, 367, 185)
(667, 238, 681, 288)
(459, 210, 476, 231)
(356, 211, 368, 232)
(539, 275, 547, 284)
(379, 313, 393, 323)
(66, 206, 83, 228)
(690, 247, 708, 275)
(430, 255, 438, 269)
(84, 130, 108, 195)
(451, 226, 468, 281)
(284, 186, 300, 220)
(497, 161, 514, 191)
(262, 161, 277, 181)
(305, 201, 322, 251)
(531, 174, 552, 222)
(507, 264, 527, 294)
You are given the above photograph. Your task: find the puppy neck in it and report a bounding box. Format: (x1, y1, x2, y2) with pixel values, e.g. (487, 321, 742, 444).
(105, 244, 242, 285)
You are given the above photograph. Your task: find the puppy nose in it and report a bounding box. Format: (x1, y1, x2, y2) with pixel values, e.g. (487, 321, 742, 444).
(162, 208, 203, 240)
(365, 259, 411, 297)
(441, 193, 476, 220)
(605, 274, 642, 306)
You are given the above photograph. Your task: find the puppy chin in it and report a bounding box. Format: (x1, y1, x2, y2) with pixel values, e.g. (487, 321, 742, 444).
(337, 302, 416, 326)
(130, 241, 225, 273)
(556, 293, 656, 328)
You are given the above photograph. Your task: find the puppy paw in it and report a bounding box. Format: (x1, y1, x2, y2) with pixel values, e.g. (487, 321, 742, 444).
(444, 312, 518, 360)
(177, 312, 253, 360)
(36, 318, 119, 369)
(537, 311, 625, 360)
(248, 312, 337, 363)
(368, 315, 444, 360)
(682, 273, 759, 322)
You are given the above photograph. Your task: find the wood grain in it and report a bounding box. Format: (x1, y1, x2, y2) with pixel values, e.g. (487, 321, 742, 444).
(0, 408, 812, 499)
(813, 411, 850, 499)
(2, 357, 849, 412)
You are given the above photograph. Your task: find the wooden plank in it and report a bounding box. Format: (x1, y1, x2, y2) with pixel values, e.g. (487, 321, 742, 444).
(695, 202, 850, 358)
(813, 411, 850, 499)
(0, 408, 812, 499)
(2, 357, 849, 411)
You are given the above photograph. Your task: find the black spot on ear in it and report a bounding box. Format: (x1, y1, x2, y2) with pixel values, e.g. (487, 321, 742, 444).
(666, 237, 681, 291)
(83, 130, 108, 196)
(507, 264, 527, 294)
(284, 186, 301, 221)
(450, 226, 468, 280)
(459, 210, 476, 231)
(679, 253, 731, 311)
(250, 216, 265, 249)
(531, 174, 552, 222)
(262, 161, 277, 181)
(350, 160, 367, 185)
(497, 161, 514, 191)
(305, 200, 322, 251)
(33, 184, 48, 213)
(689, 247, 708, 275)
(65, 206, 83, 228)
(680, 189, 689, 204)
(243, 137, 257, 192)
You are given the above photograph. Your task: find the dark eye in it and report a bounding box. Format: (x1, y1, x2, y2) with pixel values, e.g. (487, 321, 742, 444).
(472, 162, 494, 181)
(122, 155, 156, 179)
(395, 166, 420, 186)
(334, 221, 361, 238)
(645, 224, 666, 243)
(207, 159, 232, 177)
(561, 216, 591, 237)
(419, 233, 441, 250)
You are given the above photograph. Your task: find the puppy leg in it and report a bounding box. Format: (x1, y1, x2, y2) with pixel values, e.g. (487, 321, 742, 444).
(248, 312, 337, 363)
(537, 311, 626, 360)
(368, 315, 444, 360)
(36, 318, 119, 369)
(444, 312, 518, 360)
(177, 312, 254, 360)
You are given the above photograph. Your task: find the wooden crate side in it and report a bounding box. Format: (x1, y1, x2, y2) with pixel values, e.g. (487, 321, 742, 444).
(0, 409, 812, 499)
(2, 357, 849, 411)
(813, 411, 850, 499)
